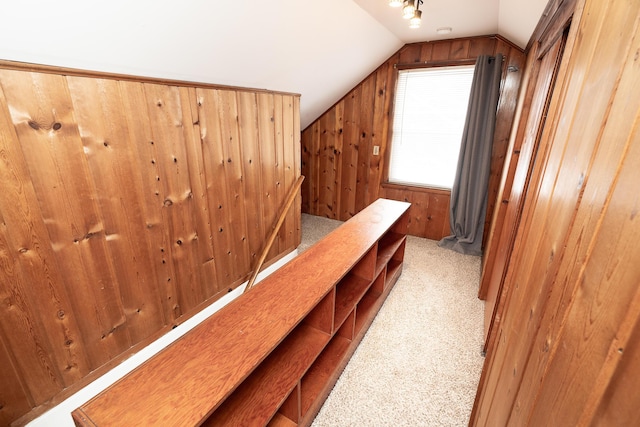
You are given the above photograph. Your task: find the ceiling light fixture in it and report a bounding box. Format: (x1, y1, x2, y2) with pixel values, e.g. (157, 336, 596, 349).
(391, 0, 424, 29)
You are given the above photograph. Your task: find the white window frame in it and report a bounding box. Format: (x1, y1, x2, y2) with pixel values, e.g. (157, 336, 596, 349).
(387, 64, 475, 190)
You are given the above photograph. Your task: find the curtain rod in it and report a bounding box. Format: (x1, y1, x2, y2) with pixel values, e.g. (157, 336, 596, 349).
(394, 56, 504, 69)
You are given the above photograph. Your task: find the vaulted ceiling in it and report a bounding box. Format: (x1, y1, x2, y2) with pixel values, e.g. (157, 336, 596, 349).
(0, 0, 548, 129)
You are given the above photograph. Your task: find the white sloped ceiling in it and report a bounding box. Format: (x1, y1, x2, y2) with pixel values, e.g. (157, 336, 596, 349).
(0, 0, 547, 129)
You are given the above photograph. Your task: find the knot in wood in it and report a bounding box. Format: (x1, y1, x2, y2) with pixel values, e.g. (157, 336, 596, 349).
(163, 199, 173, 207)
(57, 310, 65, 319)
(52, 122, 62, 131)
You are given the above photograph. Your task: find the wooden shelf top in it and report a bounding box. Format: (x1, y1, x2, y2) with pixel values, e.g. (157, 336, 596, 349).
(72, 198, 410, 427)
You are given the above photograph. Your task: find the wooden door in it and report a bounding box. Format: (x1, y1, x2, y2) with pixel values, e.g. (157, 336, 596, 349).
(479, 28, 570, 350)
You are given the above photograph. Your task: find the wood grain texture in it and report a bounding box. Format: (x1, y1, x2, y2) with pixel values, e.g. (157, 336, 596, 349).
(301, 36, 525, 241)
(72, 198, 410, 426)
(0, 63, 301, 425)
(471, 0, 640, 424)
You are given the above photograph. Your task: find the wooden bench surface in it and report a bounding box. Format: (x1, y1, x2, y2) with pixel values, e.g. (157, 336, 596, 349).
(72, 198, 410, 426)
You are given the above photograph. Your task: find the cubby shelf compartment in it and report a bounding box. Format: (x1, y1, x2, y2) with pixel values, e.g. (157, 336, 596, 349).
(376, 231, 406, 275)
(355, 271, 385, 335)
(300, 334, 351, 419)
(203, 324, 330, 426)
(334, 273, 371, 331)
(268, 413, 297, 427)
(72, 198, 410, 427)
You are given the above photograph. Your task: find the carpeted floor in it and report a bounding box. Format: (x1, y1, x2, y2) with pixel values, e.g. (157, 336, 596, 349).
(300, 213, 485, 427)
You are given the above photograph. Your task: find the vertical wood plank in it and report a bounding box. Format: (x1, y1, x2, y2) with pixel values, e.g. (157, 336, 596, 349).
(143, 83, 204, 315)
(0, 70, 129, 369)
(369, 67, 387, 203)
(66, 76, 165, 342)
(197, 88, 237, 285)
(237, 91, 264, 267)
(180, 87, 218, 297)
(332, 101, 344, 218)
(469, 37, 497, 58)
(355, 76, 375, 211)
(340, 89, 359, 219)
(317, 112, 336, 218)
(118, 80, 177, 325)
(430, 41, 452, 60)
(281, 95, 298, 250)
(257, 93, 281, 261)
(0, 331, 32, 425)
(273, 95, 287, 253)
(398, 44, 423, 63)
(292, 95, 302, 248)
(450, 39, 471, 59)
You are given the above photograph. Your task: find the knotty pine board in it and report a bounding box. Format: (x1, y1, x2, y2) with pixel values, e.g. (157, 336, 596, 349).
(0, 63, 301, 426)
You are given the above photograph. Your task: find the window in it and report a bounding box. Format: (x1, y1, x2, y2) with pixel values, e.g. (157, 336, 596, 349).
(388, 65, 475, 189)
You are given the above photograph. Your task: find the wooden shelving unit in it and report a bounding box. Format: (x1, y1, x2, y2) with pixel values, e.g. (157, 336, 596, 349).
(72, 198, 410, 427)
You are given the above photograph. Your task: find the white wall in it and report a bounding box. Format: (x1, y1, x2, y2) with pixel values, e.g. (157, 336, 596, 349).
(0, 0, 402, 129)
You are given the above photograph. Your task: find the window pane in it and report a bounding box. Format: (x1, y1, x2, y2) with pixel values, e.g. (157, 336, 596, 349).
(389, 65, 475, 189)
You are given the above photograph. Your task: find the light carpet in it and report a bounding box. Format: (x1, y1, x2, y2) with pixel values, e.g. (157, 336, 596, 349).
(300, 214, 485, 427)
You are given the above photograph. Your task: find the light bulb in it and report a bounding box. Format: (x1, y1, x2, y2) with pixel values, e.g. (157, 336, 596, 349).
(402, 0, 416, 19)
(388, 0, 403, 7)
(409, 10, 422, 28)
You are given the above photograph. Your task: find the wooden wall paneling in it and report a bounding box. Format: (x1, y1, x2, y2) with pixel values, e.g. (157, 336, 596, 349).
(214, 90, 252, 284)
(0, 331, 31, 425)
(419, 43, 433, 62)
(475, 25, 585, 424)
(339, 88, 360, 219)
(449, 39, 471, 60)
(197, 89, 239, 285)
(302, 36, 524, 242)
(281, 94, 300, 251)
(480, 38, 563, 347)
(590, 308, 640, 426)
(273, 94, 288, 253)
(256, 93, 281, 262)
(469, 37, 497, 58)
(431, 41, 453, 61)
(424, 191, 450, 240)
(471, 0, 640, 424)
(398, 44, 423, 64)
(0, 86, 75, 403)
(332, 101, 345, 219)
(292, 95, 302, 247)
(180, 87, 218, 299)
(529, 124, 640, 426)
(118, 80, 178, 324)
(0, 62, 301, 425)
(479, 45, 537, 300)
(355, 76, 375, 213)
(317, 107, 337, 218)
(515, 3, 640, 424)
(237, 91, 265, 269)
(66, 76, 165, 343)
(368, 67, 388, 203)
(0, 70, 131, 369)
(143, 83, 205, 315)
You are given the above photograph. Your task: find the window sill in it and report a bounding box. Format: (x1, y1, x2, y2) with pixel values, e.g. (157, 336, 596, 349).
(382, 182, 451, 196)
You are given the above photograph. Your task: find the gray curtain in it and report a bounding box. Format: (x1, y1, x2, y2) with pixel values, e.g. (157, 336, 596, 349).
(438, 54, 503, 256)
